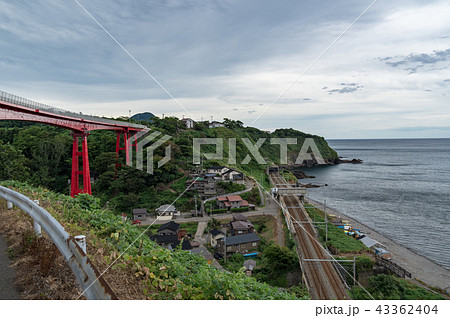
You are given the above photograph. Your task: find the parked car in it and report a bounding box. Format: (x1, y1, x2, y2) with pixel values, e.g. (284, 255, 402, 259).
(132, 220, 141, 225)
(213, 253, 223, 260)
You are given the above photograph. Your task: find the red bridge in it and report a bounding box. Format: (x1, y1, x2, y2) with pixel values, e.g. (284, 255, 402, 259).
(0, 90, 147, 197)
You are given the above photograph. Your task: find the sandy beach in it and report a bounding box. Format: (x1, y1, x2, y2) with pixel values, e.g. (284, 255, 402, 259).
(306, 198, 450, 294)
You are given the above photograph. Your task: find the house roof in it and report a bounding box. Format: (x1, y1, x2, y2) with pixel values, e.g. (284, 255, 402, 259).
(210, 228, 225, 236)
(359, 236, 379, 248)
(181, 118, 194, 122)
(221, 168, 234, 175)
(156, 204, 177, 213)
(233, 214, 248, 222)
(241, 200, 249, 207)
(227, 195, 243, 202)
(132, 208, 147, 215)
(150, 234, 179, 244)
(231, 220, 254, 231)
(223, 233, 260, 246)
(158, 221, 180, 233)
(244, 259, 256, 270)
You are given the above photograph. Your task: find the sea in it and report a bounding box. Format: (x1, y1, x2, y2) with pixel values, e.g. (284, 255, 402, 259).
(301, 138, 450, 270)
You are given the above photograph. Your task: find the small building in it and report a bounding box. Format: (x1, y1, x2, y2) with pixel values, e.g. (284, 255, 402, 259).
(358, 235, 386, 250)
(374, 247, 392, 260)
(132, 208, 148, 221)
(156, 204, 180, 216)
(216, 233, 260, 255)
(157, 221, 180, 236)
(230, 220, 254, 236)
(209, 121, 224, 128)
(243, 259, 257, 276)
(150, 221, 193, 251)
(181, 117, 195, 129)
(209, 228, 226, 247)
(217, 195, 251, 211)
(206, 166, 228, 175)
(221, 169, 244, 183)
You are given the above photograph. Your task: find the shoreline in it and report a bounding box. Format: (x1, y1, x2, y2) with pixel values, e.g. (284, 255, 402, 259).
(305, 197, 450, 294)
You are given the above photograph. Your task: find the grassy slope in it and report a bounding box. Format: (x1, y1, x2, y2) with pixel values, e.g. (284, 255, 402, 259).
(0, 181, 306, 300)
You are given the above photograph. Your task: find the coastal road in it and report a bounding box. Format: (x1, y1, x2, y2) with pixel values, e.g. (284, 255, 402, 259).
(270, 172, 349, 300)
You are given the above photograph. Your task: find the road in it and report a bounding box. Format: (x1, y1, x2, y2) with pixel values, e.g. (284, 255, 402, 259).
(0, 235, 20, 299)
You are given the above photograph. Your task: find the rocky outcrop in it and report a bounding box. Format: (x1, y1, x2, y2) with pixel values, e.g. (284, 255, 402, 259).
(337, 158, 363, 164)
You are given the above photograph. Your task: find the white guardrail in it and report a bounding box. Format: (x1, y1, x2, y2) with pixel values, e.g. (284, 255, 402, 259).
(0, 186, 117, 300)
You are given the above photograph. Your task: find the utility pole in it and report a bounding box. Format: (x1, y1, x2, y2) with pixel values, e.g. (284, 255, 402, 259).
(353, 256, 357, 287)
(324, 200, 328, 242)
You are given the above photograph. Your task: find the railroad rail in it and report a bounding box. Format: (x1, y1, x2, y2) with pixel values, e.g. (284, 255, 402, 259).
(269, 172, 349, 299)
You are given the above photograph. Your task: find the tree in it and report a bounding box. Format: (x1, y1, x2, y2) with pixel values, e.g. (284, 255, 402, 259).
(0, 141, 30, 181)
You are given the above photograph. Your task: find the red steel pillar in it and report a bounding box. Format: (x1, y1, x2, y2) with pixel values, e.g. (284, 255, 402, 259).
(71, 131, 91, 197)
(115, 130, 130, 169)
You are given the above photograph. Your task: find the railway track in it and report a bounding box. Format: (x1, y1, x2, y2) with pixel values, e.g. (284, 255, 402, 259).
(270, 173, 349, 300)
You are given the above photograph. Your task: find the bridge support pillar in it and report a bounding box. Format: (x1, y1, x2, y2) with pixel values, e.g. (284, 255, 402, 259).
(115, 131, 130, 169)
(71, 132, 91, 197)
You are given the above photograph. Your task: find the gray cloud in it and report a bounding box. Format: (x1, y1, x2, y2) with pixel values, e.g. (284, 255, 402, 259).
(380, 49, 450, 73)
(327, 83, 363, 94)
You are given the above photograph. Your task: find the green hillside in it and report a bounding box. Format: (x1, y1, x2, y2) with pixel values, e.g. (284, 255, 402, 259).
(0, 181, 306, 300)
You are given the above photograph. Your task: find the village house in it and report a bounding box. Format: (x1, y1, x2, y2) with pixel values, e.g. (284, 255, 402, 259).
(149, 221, 192, 251)
(155, 204, 180, 216)
(209, 121, 224, 128)
(181, 117, 195, 129)
(221, 168, 244, 184)
(216, 232, 260, 255)
(185, 175, 218, 195)
(209, 228, 226, 247)
(243, 259, 257, 276)
(205, 166, 228, 175)
(230, 220, 255, 236)
(229, 213, 254, 235)
(132, 208, 148, 221)
(216, 195, 250, 211)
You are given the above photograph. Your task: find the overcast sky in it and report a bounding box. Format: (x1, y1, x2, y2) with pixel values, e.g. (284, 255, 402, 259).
(1, 0, 449, 138)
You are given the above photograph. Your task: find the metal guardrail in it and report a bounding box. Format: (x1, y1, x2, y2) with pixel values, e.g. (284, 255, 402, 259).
(0, 90, 146, 130)
(0, 186, 117, 300)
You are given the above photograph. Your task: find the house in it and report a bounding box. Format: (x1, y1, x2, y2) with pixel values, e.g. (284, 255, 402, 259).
(150, 234, 192, 251)
(221, 168, 244, 183)
(216, 233, 260, 255)
(132, 208, 148, 221)
(216, 195, 250, 211)
(185, 176, 218, 195)
(209, 121, 224, 128)
(209, 228, 226, 247)
(206, 166, 228, 175)
(156, 204, 180, 216)
(243, 259, 257, 276)
(230, 220, 254, 236)
(181, 117, 195, 129)
(150, 221, 192, 251)
(157, 221, 180, 236)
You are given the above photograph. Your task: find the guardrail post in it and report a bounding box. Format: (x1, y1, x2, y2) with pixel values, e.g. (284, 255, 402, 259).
(75, 235, 87, 254)
(7, 201, 13, 209)
(34, 220, 42, 237)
